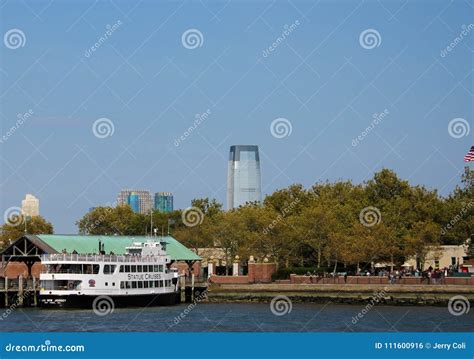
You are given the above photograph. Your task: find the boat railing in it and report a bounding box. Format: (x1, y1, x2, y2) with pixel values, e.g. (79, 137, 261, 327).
(41, 254, 163, 263)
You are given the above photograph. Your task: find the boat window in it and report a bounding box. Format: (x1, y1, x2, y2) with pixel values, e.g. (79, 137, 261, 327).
(149, 281, 154, 288)
(120, 282, 125, 289)
(112, 282, 115, 286)
(137, 265, 142, 272)
(131, 282, 137, 289)
(119, 266, 124, 273)
(154, 280, 159, 288)
(159, 281, 164, 288)
(144, 281, 149, 288)
(83, 264, 100, 274)
(158, 265, 163, 272)
(126, 282, 131, 289)
(131, 265, 136, 273)
(125, 265, 130, 272)
(138, 281, 143, 289)
(153, 265, 158, 272)
(104, 265, 116, 274)
(105, 282, 108, 286)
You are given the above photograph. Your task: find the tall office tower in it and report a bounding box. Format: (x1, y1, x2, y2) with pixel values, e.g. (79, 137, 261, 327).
(154, 192, 173, 213)
(226, 145, 262, 210)
(21, 194, 39, 217)
(117, 189, 152, 214)
(127, 192, 140, 213)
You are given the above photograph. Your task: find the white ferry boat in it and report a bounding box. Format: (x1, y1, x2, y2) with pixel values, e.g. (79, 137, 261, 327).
(39, 239, 180, 308)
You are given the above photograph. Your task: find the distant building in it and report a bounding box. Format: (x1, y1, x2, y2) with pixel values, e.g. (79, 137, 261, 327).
(403, 244, 469, 270)
(117, 189, 152, 214)
(21, 194, 39, 217)
(127, 192, 140, 213)
(227, 145, 262, 209)
(155, 192, 173, 213)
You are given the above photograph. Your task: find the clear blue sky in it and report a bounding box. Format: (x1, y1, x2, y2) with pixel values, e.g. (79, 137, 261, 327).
(1, 0, 472, 233)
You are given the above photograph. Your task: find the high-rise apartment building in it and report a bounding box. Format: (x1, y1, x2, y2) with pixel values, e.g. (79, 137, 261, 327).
(154, 192, 173, 213)
(226, 145, 262, 210)
(117, 189, 152, 214)
(21, 194, 39, 217)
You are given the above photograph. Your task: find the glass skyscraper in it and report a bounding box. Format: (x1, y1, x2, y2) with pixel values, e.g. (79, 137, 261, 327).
(127, 192, 140, 213)
(155, 192, 174, 213)
(227, 145, 262, 209)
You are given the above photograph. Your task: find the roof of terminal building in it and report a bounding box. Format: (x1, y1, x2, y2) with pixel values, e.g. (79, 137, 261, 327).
(3, 234, 201, 262)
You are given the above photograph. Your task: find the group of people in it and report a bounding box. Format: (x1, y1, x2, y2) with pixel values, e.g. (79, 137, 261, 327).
(302, 266, 453, 285)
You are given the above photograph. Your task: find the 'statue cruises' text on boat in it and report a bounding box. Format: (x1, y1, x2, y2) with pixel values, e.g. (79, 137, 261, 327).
(39, 238, 180, 308)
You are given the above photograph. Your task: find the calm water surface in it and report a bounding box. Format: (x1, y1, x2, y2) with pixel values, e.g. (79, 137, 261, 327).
(2, 303, 473, 332)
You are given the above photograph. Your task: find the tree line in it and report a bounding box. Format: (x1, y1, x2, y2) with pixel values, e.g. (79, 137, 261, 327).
(1, 168, 472, 273)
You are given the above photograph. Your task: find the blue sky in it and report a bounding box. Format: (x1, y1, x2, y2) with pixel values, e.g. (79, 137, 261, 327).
(1, 0, 473, 233)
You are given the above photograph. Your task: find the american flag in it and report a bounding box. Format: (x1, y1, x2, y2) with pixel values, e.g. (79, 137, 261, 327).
(464, 146, 474, 162)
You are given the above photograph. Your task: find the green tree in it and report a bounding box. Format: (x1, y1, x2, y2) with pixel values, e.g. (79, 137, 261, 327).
(1, 215, 53, 249)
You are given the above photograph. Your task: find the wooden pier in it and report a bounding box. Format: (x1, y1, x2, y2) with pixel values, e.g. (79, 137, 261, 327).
(0, 276, 39, 308)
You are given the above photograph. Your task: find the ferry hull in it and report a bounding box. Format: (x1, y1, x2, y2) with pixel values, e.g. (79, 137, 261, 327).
(39, 292, 180, 309)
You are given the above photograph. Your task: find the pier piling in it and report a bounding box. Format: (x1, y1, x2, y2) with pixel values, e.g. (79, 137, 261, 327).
(4, 277, 8, 307)
(180, 275, 185, 303)
(33, 277, 37, 306)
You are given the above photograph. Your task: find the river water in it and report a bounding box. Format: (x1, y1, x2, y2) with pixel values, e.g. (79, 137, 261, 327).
(1, 303, 473, 332)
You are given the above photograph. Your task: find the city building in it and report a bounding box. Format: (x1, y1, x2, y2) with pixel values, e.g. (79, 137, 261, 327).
(155, 192, 173, 213)
(127, 192, 140, 213)
(21, 194, 39, 217)
(226, 145, 262, 210)
(403, 244, 469, 270)
(117, 189, 152, 214)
